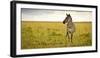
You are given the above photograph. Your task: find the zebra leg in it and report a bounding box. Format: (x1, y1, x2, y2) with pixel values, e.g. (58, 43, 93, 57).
(67, 32, 70, 39)
(71, 33, 73, 43)
(66, 32, 68, 37)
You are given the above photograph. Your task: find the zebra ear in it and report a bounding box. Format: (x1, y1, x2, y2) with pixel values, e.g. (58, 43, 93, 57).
(66, 13, 70, 16)
(66, 13, 68, 16)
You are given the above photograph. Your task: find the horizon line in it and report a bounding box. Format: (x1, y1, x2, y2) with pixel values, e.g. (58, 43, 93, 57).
(21, 21, 92, 23)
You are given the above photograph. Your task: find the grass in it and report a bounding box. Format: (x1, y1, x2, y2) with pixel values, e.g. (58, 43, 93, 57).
(21, 21, 92, 49)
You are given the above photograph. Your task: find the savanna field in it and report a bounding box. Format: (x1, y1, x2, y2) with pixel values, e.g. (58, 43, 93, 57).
(21, 21, 92, 49)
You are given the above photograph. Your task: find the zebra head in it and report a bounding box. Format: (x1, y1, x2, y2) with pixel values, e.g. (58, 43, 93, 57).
(63, 13, 72, 24)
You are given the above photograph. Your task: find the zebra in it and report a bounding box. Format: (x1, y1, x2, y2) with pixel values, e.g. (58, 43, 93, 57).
(63, 13, 75, 43)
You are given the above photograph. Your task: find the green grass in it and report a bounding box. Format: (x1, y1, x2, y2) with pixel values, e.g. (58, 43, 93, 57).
(21, 21, 92, 49)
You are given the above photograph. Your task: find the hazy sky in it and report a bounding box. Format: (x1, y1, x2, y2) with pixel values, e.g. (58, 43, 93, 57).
(21, 8, 92, 22)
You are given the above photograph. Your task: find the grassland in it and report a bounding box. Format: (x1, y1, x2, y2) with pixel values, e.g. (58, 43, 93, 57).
(21, 21, 92, 49)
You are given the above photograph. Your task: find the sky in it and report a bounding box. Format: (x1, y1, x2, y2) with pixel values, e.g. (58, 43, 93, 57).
(21, 8, 92, 22)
